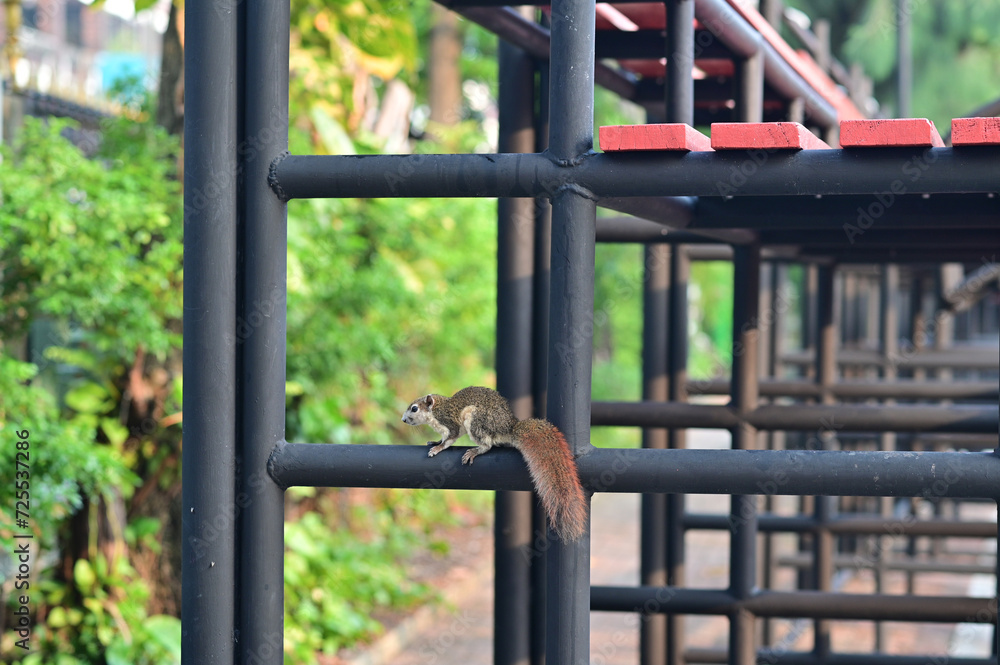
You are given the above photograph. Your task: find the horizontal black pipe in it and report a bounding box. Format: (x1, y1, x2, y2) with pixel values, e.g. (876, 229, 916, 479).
(684, 512, 997, 537)
(686, 649, 995, 665)
(591, 401, 997, 433)
(596, 216, 713, 244)
(801, 248, 1000, 264)
(597, 199, 757, 245)
(269, 149, 1000, 201)
(780, 348, 1000, 370)
(269, 444, 1000, 499)
(699, 194, 1000, 230)
(764, 229, 1000, 249)
(456, 6, 636, 98)
(590, 586, 996, 622)
(596, 29, 731, 60)
(695, 0, 838, 126)
(778, 553, 998, 575)
(686, 378, 1000, 400)
(597, 197, 695, 228)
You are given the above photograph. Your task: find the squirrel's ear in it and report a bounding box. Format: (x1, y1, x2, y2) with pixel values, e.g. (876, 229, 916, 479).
(423, 394, 436, 408)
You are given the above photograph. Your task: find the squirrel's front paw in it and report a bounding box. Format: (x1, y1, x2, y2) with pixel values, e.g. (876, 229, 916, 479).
(461, 450, 477, 465)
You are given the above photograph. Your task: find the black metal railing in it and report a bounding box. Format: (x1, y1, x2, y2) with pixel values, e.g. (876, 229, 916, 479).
(182, 0, 1000, 664)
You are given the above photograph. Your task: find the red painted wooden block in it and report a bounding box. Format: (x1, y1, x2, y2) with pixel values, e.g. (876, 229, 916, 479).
(710, 122, 831, 150)
(840, 118, 945, 148)
(951, 117, 1000, 146)
(599, 124, 713, 152)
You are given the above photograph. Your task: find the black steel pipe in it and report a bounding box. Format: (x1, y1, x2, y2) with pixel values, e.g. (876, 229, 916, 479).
(596, 216, 722, 244)
(454, 6, 637, 100)
(687, 650, 996, 665)
(269, 149, 1000, 201)
(269, 444, 1000, 499)
(698, 194, 1000, 230)
(780, 348, 999, 370)
(238, 0, 290, 660)
(591, 401, 998, 433)
(590, 586, 996, 622)
(684, 513, 998, 537)
(685, 378, 1000, 400)
(778, 553, 999, 575)
(494, 30, 536, 665)
(639, 240, 670, 665)
(695, 0, 837, 126)
(545, 0, 595, 661)
(181, 0, 238, 659)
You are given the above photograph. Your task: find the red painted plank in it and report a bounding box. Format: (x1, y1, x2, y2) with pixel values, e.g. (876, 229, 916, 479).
(710, 122, 831, 150)
(951, 117, 1000, 146)
(599, 124, 713, 152)
(840, 118, 945, 148)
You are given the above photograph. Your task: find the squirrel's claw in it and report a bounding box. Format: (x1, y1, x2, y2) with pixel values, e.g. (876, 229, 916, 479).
(461, 450, 477, 465)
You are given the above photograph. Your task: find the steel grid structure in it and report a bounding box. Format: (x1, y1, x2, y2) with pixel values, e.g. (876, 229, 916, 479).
(182, 1, 1000, 665)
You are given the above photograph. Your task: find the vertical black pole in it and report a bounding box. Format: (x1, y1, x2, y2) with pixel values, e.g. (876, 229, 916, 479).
(531, 53, 551, 665)
(640, 242, 670, 665)
(875, 265, 899, 651)
(238, 0, 289, 661)
(545, 0, 596, 660)
(896, 0, 912, 118)
(728, 23, 763, 665)
(812, 264, 836, 659)
(662, 5, 694, 665)
(729, 243, 760, 665)
(182, 15, 239, 665)
(666, 247, 690, 665)
(182, 2, 238, 662)
(496, 22, 537, 665)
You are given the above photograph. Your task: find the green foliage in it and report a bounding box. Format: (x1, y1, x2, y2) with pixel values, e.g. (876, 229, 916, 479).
(289, 0, 418, 141)
(284, 511, 433, 662)
(689, 261, 734, 379)
(19, 553, 180, 665)
(0, 357, 134, 550)
(792, 0, 1000, 126)
(286, 193, 497, 446)
(0, 117, 182, 356)
(0, 116, 182, 663)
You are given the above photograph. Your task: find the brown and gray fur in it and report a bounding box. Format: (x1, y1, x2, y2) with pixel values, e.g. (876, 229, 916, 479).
(402, 386, 587, 541)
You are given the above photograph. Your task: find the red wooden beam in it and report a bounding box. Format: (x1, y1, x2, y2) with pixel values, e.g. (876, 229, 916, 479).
(599, 123, 713, 152)
(710, 122, 831, 150)
(840, 118, 945, 148)
(951, 117, 1000, 146)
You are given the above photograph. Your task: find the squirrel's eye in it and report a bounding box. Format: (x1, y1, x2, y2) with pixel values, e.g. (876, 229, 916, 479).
(410, 405, 418, 413)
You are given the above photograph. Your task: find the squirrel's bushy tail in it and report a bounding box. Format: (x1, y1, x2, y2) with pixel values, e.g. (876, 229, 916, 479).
(512, 419, 587, 542)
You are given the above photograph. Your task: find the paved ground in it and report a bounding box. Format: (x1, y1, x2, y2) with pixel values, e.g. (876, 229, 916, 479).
(347, 429, 996, 664)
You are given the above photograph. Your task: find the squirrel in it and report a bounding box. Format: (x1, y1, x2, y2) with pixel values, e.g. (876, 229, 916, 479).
(402, 386, 587, 542)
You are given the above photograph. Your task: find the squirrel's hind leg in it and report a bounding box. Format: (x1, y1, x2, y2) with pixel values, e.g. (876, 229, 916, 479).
(460, 406, 496, 465)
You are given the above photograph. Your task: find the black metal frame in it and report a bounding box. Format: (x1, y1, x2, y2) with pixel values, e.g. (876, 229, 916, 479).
(182, 0, 1000, 664)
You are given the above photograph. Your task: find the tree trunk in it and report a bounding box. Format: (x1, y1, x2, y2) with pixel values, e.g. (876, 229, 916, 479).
(156, 1, 184, 136)
(428, 5, 462, 126)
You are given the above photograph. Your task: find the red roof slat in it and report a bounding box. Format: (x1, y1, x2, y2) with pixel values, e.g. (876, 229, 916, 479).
(951, 117, 1000, 146)
(599, 123, 713, 152)
(840, 118, 945, 148)
(711, 122, 831, 150)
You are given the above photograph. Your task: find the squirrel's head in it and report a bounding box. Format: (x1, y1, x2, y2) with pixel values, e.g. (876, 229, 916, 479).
(401, 394, 441, 426)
